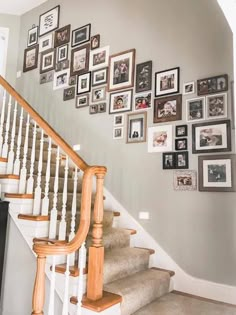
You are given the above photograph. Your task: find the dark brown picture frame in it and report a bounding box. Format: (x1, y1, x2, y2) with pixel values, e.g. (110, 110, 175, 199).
(23, 45, 39, 73)
(40, 48, 56, 74)
(71, 24, 91, 47)
(153, 94, 182, 123)
(197, 74, 228, 96)
(135, 60, 152, 93)
(198, 154, 236, 192)
(39, 5, 60, 37)
(176, 124, 188, 137)
(91, 34, 100, 50)
(175, 138, 188, 151)
(54, 24, 71, 48)
(192, 119, 231, 154)
(70, 44, 90, 77)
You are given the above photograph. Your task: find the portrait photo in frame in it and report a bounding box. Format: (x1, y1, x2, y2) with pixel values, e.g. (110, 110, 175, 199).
(153, 94, 182, 123)
(197, 74, 228, 96)
(54, 25, 71, 48)
(148, 125, 172, 153)
(186, 97, 205, 122)
(39, 5, 60, 37)
(71, 24, 91, 47)
(198, 154, 236, 192)
(135, 61, 152, 93)
(163, 152, 176, 169)
(23, 45, 39, 72)
(40, 70, 54, 84)
(176, 125, 188, 137)
(109, 89, 133, 114)
(63, 86, 75, 101)
(70, 44, 90, 76)
(39, 33, 53, 53)
(183, 81, 195, 95)
(53, 69, 70, 90)
(173, 170, 197, 191)
(113, 114, 124, 126)
(40, 48, 56, 74)
(75, 94, 89, 108)
(91, 34, 100, 50)
(92, 67, 108, 87)
(108, 49, 136, 92)
(113, 127, 124, 140)
(155, 67, 180, 97)
(89, 46, 110, 71)
(134, 92, 152, 111)
(27, 26, 38, 47)
(127, 112, 147, 144)
(206, 93, 227, 120)
(192, 119, 231, 154)
(77, 72, 91, 95)
(91, 86, 106, 103)
(57, 44, 68, 63)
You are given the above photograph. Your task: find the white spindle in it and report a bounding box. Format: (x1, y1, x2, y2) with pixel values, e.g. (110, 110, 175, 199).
(49, 146, 60, 239)
(2, 95, 12, 158)
(33, 129, 44, 214)
(59, 155, 69, 240)
(76, 242, 87, 315)
(48, 255, 56, 315)
(19, 114, 30, 193)
(41, 137, 52, 216)
(62, 255, 70, 315)
(13, 107, 24, 175)
(6, 100, 17, 174)
(69, 167, 78, 265)
(0, 90, 6, 156)
(26, 121, 37, 194)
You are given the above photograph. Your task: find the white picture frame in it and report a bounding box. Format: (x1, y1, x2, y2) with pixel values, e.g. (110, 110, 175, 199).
(89, 46, 110, 71)
(183, 81, 195, 95)
(39, 33, 53, 53)
(113, 127, 124, 139)
(206, 93, 227, 120)
(148, 125, 172, 153)
(134, 92, 152, 111)
(27, 26, 38, 47)
(113, 114, 124, 127)
(53, 69, 70, 90)
(109, 89, 132, 114)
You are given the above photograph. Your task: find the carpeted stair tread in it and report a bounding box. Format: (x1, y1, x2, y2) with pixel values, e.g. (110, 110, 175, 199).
(103, 247, 150, 285)
(104, 268, 170, 315)
(27, 160, 74, 178)
(32, 175, 82, 193)
(131, 292, 236, 315)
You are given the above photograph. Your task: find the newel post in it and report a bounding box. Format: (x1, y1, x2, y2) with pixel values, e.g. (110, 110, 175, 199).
(31, 254, 46, 315)
(87, 171, 105, 301)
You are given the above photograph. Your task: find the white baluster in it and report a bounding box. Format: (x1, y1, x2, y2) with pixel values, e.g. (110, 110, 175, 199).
(0, 90, 6, 156)
(33, 129, 44, 214)
(6, 100, 17, 174)
(59, 155, 69, 240)
(26, 121, 37, 194)
(69, 167, 78, 265)
(2, 95, 12, 158)
(49, 146, 60, 239)
(19, 114, 30, 193)
(76, 242, 87, 315)
(62, 255, 70, 315)
(48, 255, 56, 315)
(41, 137, 52, 216)
(13, 107, 23, 175)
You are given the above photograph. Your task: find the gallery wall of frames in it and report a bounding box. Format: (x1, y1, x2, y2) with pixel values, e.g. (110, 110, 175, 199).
(23, 5, 235, 193)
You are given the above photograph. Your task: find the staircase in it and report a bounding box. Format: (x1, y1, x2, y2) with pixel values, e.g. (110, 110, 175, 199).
(0, 76, 175, 315)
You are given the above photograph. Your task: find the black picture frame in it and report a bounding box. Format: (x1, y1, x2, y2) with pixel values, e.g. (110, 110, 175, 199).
(23, 45, 39, 73)
(192, 119, 231, 154)
(91, 34, 100, 50)
(135, 61, 152, 93)
(163, 152, 176, 169)
(176, 125, 188, 137)
(71, 24, 91, 47)
(175, 138, 188, 151)
(70, 44, 90, 77)
(176, 151, 189, 169)
(155, 67, 180, 97)
(39, 5, 60, 37)
(54, 25, 71, 48)
(63, 87, 75, 101)
(27, 26, 38, 47)
(197, 74, 228, 96)
(76, 72, 91, 95)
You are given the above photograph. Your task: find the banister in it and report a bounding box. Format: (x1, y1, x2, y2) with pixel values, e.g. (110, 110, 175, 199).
(0, 75, 90, 172)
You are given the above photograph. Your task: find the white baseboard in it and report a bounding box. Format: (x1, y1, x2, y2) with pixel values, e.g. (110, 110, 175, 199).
(104, 187, 236, 305)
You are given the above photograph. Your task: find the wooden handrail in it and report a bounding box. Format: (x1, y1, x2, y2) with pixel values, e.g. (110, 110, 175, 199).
(0, 75, 89, 171)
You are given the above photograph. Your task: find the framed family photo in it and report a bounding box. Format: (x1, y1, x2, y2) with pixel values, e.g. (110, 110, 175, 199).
(206, 93, 227, 119)
(198, 154, 235, 192)
(63, 86, 75, 101)
(113, 114, 124, 126)
(54, 24, 71, 48)
(92, 68, 108, 87)
(77, 72, 91, 95)
(155, 67, 180, 97)
(148, 125, 172, 153)
(134, 92, 152, 111)
(39, 33, 53, 53)
(23, 45, 39, 72)
(192, 119, 231, 154)
(135, 61, 152, 93)
(90, 46, 110, 71)
(173, 170, 197, 191)
(175, 138, 188, 151)
(197, 74, 228, 96)
(39, 5, 60, 37)
(127, 112, 147, 144)
(91, 86, 106, 103)
(27, 26, 38, 47)
(186, 97, 205, 122)
(163, 152, 189, 169)
(75, 94, 89, 108)
(183, 81, 195, 95)
(163, 152, 176, 169)
(91, 34, 100, 50)
(70, 44, 90, 76)
(40, 70, 54, 84)
(57, 44, 68, 62)
(108, 49, 136, 92)
(40, 48, 56, 74)
(153, 94, 182, 123)
(176, 125, 188, 137)
(71, 24, 91, 47)
(109, 89, 132, 114)
(53, 69, 70, 90)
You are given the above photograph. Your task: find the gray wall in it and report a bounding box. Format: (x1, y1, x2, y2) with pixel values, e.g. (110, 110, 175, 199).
(0, 14, 20, 85)
(15, 0, 236, 286)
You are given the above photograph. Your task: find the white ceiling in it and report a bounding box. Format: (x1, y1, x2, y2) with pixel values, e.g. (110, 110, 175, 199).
(0, 0, 48, 15)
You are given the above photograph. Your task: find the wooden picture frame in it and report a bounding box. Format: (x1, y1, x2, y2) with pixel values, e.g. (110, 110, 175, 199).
(175, 138, 188, 151)
(75, 94, 89, 108)
(206, 93, 227, 120)
(91, 67, 108, 87)
(176, 125, 188, 137)
(91, 86, 106, 103)
(54, 25, 71, 48)
(186, 97, 205, 122)
(198, 154, 236, 192)
(135, 61, 152, 93)
(192, 119, 231, 154)
(70, 44, 90, 77)
(40, 48, 56, 74)
(127, 112, 147, 144)
(197, 74, 228, 96)
(27, 26, 38, 47)
(23, 45, 39, 72)
(173, 170, 197, 191)
(39, 5, 60, 37)
(71, 24, 91, 47)
(153, 94, 182, 123)
(155, 67, 180, 97)
(109, 89, 133, 114)
(108, 48, 136, 92)
(63, 87, 75, 101)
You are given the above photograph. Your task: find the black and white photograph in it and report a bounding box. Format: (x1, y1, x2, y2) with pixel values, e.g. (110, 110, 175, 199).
(91, 86, 106, 103)
(186, 97, 205, 121)
(175, 138, 188, 151)
(163, 152, 176, 169)
(69, 76, 76, 86)
(61, 60, 69, 70)
(40, 48, 55, 74)
(77, 72, 91, 95)
(197, 74, 228, 96)
(174, 170, 197, 191)
(134, 93, 152, 111)
(23, 45, 39, 72)
(63, 86, 75, 101)
(53, 69, 70, 90)
(27, 26, 38, 47)
(90, 46, 110, 71)
(97, 103, 106, 113)
(39, 33, 53, 53)
(40, 70, 54, 84)
(92, 67, 108, 87)
(206, 93, 227, 119)
(176, 125, 188, 137)
(57, 44, 68, 63)
(39, 5, 60, 36)
(183, 81, 195, 95)
(71, 24, 91, 47)
(136, 61, 152, 93)
(176, 152, 189, 169)
(113, 114, 124, 126)
(54, 25, 71, 48)
(75, 94, 89, 108)
(71, 44, 90, 76)
(155, 67, 179, 97)
(113, 127, 124, 139)
(91, 34, 100, 50)
(89, 104, 98, 114)
(127, 112, 147, 143)
(154, 94, 182, 123)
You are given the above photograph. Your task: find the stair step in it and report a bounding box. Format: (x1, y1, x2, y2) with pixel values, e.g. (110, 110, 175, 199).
(151, 267, 175, 278)
(104, 269, 170, 315)
(125, 228, 137, 235)
(135, 247, 155, 255)
(104, 247, 150, 284)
